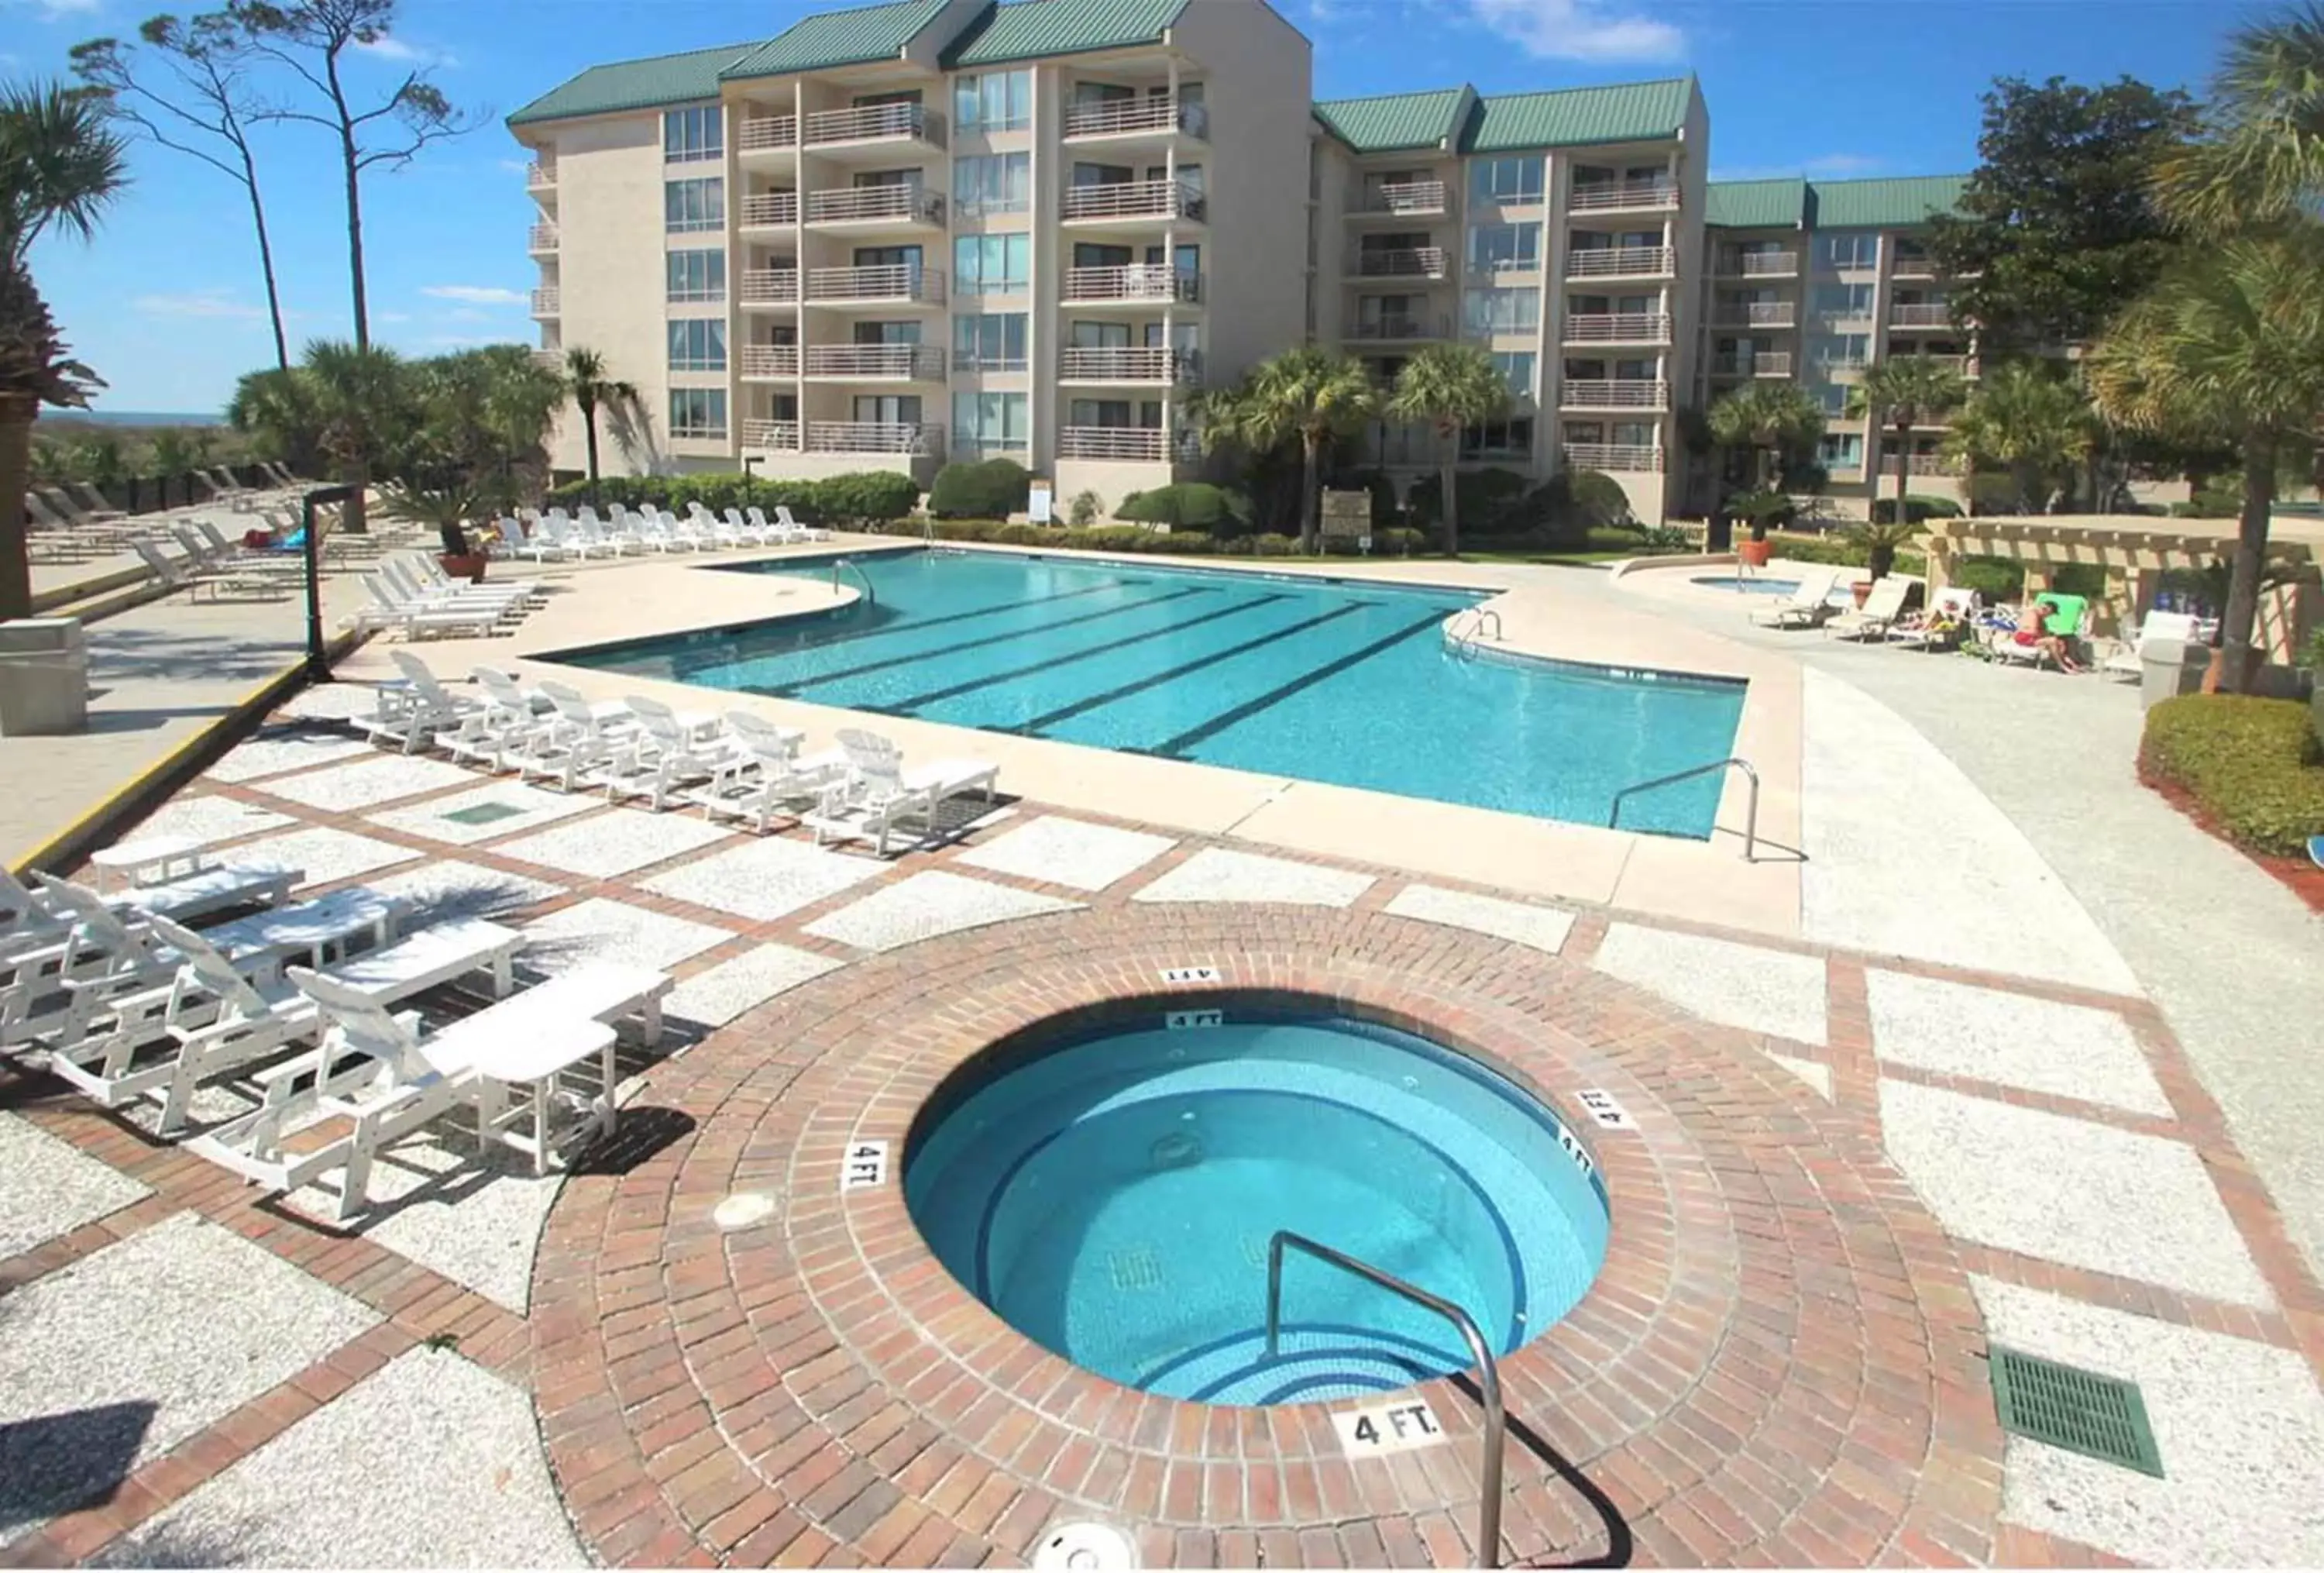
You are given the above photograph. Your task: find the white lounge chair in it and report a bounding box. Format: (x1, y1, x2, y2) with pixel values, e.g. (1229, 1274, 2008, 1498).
(517, 680, 645, 790)
(685, 712, 840, 833)
(356, 574, 512, 641)
(353, 651, 484, 754)
(775, 505, 827, 542)
(1824, 577, 1914, 642)
(131, 536, 284, 603)
(1748, 568, 1841, 629)
(806, 728, 999, 855)
(587, 697, 741, 811)
(2099, 610, 2197, 681)
(1886, 587, 1981, 652)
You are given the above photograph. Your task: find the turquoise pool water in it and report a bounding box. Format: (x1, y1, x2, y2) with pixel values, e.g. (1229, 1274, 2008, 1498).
(1691, 574, 1800, 595)
(904, 1013, 1610, 1405)
(556, 549, 1746, 837)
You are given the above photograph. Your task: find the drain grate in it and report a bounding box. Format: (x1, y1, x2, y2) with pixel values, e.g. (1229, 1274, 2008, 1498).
(1989, 1345, 2164, 1478)
(441, 800, 528, 827)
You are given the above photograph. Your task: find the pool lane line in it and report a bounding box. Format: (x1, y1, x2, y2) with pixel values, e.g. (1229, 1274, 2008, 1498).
(679, 577, 1135, 672)
(1007, 602, 1369, 735)
(882, 593, 1292, 717)
(758, 585, 1215, 697)
(1147, 608, 1451, 758)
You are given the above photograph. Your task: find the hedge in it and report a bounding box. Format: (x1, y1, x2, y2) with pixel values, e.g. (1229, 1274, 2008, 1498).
(1868, 494, 1965, 525)
(927, 458, 1030, 519)
(546, 470, 919, 528)
(917, 519, 1425, 559)
(2140, 694, 2324, 857)
(1115, 483, 1253, 533)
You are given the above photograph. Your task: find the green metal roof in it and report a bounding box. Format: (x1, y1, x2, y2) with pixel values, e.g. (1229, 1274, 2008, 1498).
(1706, 177, 1807, 229)
(944, 0, 1190, 67)
(1809, 174, 1972, 229)
(1312, 88, 1471, 153)
(507, 41, 759, 126)
(1466, 77, 1691, 153)
(720, 0, 953, 80)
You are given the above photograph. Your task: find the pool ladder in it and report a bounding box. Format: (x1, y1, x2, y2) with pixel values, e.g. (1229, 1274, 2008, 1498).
(829, 556, 877, 609)
(1447, 608, 1504, 660)
(1609, 756, 1762, 861)
(1265, 1231, 1506, 1568)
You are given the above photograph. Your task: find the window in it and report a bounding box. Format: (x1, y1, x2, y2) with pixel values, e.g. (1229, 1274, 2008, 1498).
(951, 391, 1029, 453)
(954, 153, 1030, 216)
(1463, 287, 1539, 335)
(953, 312, 1028, 372)
(1817, 232, 1879, 270)
(1813, 282, 1874, 318)
(666, 319, 726, 373)
(1460, 418, 1533, 458)
(1466, 222, 1540, 274)
(1492, 351, 1536, 399)
(664, 106, 722, 163)
(954, 69, 1031, 133)
(665, 177, 723, 234)
(954, 232, 1030, 295)
(665, 250, 726, 304)
(1812, 383, 1851, 416)
(668, 388, 727, 440)
(1818, 432, 1864, 468)
(1470, 156, 1543, 205)
(1812, 332, 1870, 368)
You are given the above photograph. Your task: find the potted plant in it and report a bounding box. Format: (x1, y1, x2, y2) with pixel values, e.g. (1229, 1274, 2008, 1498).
(1727, 487, 1793, 567)
(437, 520, 488, 583)
(381, 480, 490, 582)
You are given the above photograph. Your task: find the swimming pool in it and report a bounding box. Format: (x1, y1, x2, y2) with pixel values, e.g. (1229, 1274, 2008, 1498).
(904, 1011, 1609, 1405)
(557, 550, 1746, 837)
(1691, 574, 1801, 595)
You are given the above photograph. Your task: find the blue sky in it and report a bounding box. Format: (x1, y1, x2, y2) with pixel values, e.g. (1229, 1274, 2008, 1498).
(5, 0, 2249, 413)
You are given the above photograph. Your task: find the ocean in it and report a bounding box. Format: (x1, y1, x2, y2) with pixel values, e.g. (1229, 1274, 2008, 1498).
(61, 411, 229, 428)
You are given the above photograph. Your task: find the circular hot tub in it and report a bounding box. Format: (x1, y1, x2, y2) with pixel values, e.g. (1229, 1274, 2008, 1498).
(1690, 573, 1802, 594)
(904, 1010, 1610, 1406)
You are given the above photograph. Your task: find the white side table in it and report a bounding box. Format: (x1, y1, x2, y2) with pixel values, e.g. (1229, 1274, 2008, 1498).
(469, 1023, 620, 1175)
(89, 837, 206, 893)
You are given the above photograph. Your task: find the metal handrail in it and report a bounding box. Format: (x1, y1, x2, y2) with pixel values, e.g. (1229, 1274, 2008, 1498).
(1266, 1231, 1504, 1568)
(1609, 756, 1761, 860)
(1448, 607, 1502, 659)
(830, 556, 875, 608)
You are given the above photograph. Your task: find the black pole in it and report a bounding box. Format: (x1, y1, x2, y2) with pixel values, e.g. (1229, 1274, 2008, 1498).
(301, 484, 357, 684)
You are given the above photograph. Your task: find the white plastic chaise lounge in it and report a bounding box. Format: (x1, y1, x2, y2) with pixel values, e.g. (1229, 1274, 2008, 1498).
(588, 697, 747, 811)
(1886, 587, 1982, 652)
(356, 574, 514, 642)
(684, 711, 841, 833)
(1748, 568, 1841, 630)
(806, 728, 999, 855)
(404, 550, 546, 601)
(1824, 577, 1914, 642)
(0, 859, 301, 940)
(775, 505, 827, 542)
(516, 680, 651, 790)
(381, 554, 535, 611)
(131, 536, 284, 603)
(355, 651, 486, 753)
(2099, 610, 2196, 681)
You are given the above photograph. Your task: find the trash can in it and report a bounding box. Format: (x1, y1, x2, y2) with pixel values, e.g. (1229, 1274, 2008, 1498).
(0, 617, 90, 736)
(2139, 635, 2210, 710)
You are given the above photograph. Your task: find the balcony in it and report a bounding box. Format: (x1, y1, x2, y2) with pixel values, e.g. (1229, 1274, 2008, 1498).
(803, 343, 946, 380)
(802, 102, 943, 153)
(1559, 380, 1667, 411)
(526, 161, 556, 191)
(1562, 442, 1662, 473)
(804, 264, 944, 305)
(531, 348, 564, 370)
(1350, 181, 1448, 217)
(739, 345, 799, 378)
(1349, 246, 1449, 280)
(1713, 302, 1796, 329)
(742, 419, 799, 450)
(1563, 312, 1671, 344)
(1059, 347, 1201, 384)
(737, 115, 798, 156)
(739, 192, 799, 229)
(529, 287, 559, 316)
(1568, 179, 1677, 214)
(1062, 265, 1202, 305)
(1567, 245, 1675, 280)
(739, 269, 801, 308)
(1063, 95, 1207, 141)
(1346, 313, 1449, 342)
(527, 224, 559, 254)
(1889, 302, 1954, 329)
(1893, 253, 1940, 280)
(805, 420, 943, 456)
(1716, 250, 1797, 278)
(1057, 426, 1189, 463)
(1882, 453, 1968, 477)
(1709, 352, 1793, 377)
(1061, 178, 1206, 224)
(805, 184, 944, 226)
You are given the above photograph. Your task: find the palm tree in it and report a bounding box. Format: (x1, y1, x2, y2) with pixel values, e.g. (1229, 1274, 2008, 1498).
(1844, 356, 1968, 577)
(0, 81, 129, 618)
(226, 363, 323, 476)
(1944, 360, 2095, 514)
(1386, 344, 1511, 556)
(1706, 383, 1824, 542)
(298, 337, 412, 535)
(562, 346, 635, 506)
(2154, 3, 2324, 234)
(1191, 347, 1376, 552)
(2089, 235, 2324, 692)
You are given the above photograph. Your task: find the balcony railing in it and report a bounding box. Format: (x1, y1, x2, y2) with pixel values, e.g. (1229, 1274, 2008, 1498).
(806, 184, 944, 225)
(528, 224, 559, 252)
(1567, 245, 1675, 279)
(1892, 254, 1940, 279)
(1817, 356, 1872, 376)
(1889, 303, 1954, 328)
(1346, 314, 1449, 341)
(1059, 347, 1200, 384)
(1061, 179, 1205, 222)
(1569, 179, 1677, 213)
(739, 269, 801, 305)
(805, 420, 943, 456)
(1466, 254, 1542, 280)
(1061, 265, 1201, 305)
(1709, 352, 1793, 377)
(1063, 95, 1207, 139)
(526, 161, 556, 191)
(804, 264, 944, 304)
(1353, 181, 1448, 216)
(803, 102, 940, 149)
(742, 419, 799, 450)
(1352, 246, 1449, 278)
(1560, 380, 1667, 410)
(803, 343, 946, 380)
(1717, 250, 1797, 277)
(1713, 302, 1796, 329)
(1562, 442, 1662, 473)
(1057, 426, 1188, 463)
(739, 345, 799, 377)
(1563, 312, 1671, 343)
(740, 192, 799, 227)
(530, 287, 559, 315)
(531, 349, 564, 370)
(737, 115, 798, 153)
(1883, 453, 1967, 477)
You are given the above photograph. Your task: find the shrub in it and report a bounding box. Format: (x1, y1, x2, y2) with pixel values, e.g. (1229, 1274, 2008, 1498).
(927, 458, 1030, 518)
(1725, 487, 1797, 541)
(1760, 529, 1929, 577)
(1951, 553, 2025, 602)
(1115, 483, 1252, 533)
(1404, 467, 1532, 536)
(2140, 694, 2324, 857)
(1251, 533, 1301, 556)
(816, 472, 920, 528)
(1638, 523, 1693, 552)
(994, 521, 1047, 546)
(1868, 494, 1965, 525)
(1068, 489, 1103, 527)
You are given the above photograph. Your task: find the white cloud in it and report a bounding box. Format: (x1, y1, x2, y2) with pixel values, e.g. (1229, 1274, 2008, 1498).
(1466, 0, 1683, 63)
(0, 0, 103, 20)
(424, 334, 497, 347)
(353, 33, 457, 67)
(133, 290, 265, 321)
(442, 307, 490, 323)
(420, 284, 525, 306)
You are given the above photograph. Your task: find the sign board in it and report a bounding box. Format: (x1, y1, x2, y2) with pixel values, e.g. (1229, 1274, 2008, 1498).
(1575, 1089, 1632, 1130)
(1319, 489, 1371, 539)
(1029, 482, 1054, 524)
(1332, 1399, 1446, 1457)
(1165, 1009, 1225, 1031)
(840, 1140, 889, 1192)
(1160, 966, 1222, 984)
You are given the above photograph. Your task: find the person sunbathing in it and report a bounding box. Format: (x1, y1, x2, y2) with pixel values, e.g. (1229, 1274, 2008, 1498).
(2009, 596, 2082, 672)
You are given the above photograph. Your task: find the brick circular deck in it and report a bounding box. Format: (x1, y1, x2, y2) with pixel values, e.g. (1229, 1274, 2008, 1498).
(531, 906, 2006, 1568)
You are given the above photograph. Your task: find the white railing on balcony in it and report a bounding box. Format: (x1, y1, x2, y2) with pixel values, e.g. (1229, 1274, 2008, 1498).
(1346, 314, 1449, 340)
(1710, 352, 1793, 377)
(1352, 246, 1448, 278)
(1059, 347, 1200, 384)
(531, 348, 564, 370)
(737, 115, 798, 153)
(528, 224, 559, 251)
(1057, 426, 1181, 463)
(1889, 302, 1954, 328)
(804, 102, 939, 148)
(1892, 253, 1939, 278)
(1353, 181, 1447, 215)
(526, 161, 556, 191)
(1717, 250, 1797, 277)
(1569, 179, 1677, 212)
(1562, 442, 1662, 472)
(1817, 356, 1872, 375)
(1567, 245, 1675, 278)
(742, 419, 800, 450)
(805, 264, 944, 304)
(740, 192, 799, 227)
(739, 345, 799, 377)
(1062, 179, 1205, 222)
(1061, 265, 1201, 304)
(803, 343, 946, 379)
(739, 269, 801, 305)
(1563, 312, 1671, 342)
(1714, 301, 1796, 329)
(1559, 380, 1667, 410)
(529, 287, 559, 315)
(805, 420, 942, 456)
(806, 184, 944, 225)
(1885, 453, 1967, 477)
(1063, 95, 1206, 139)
